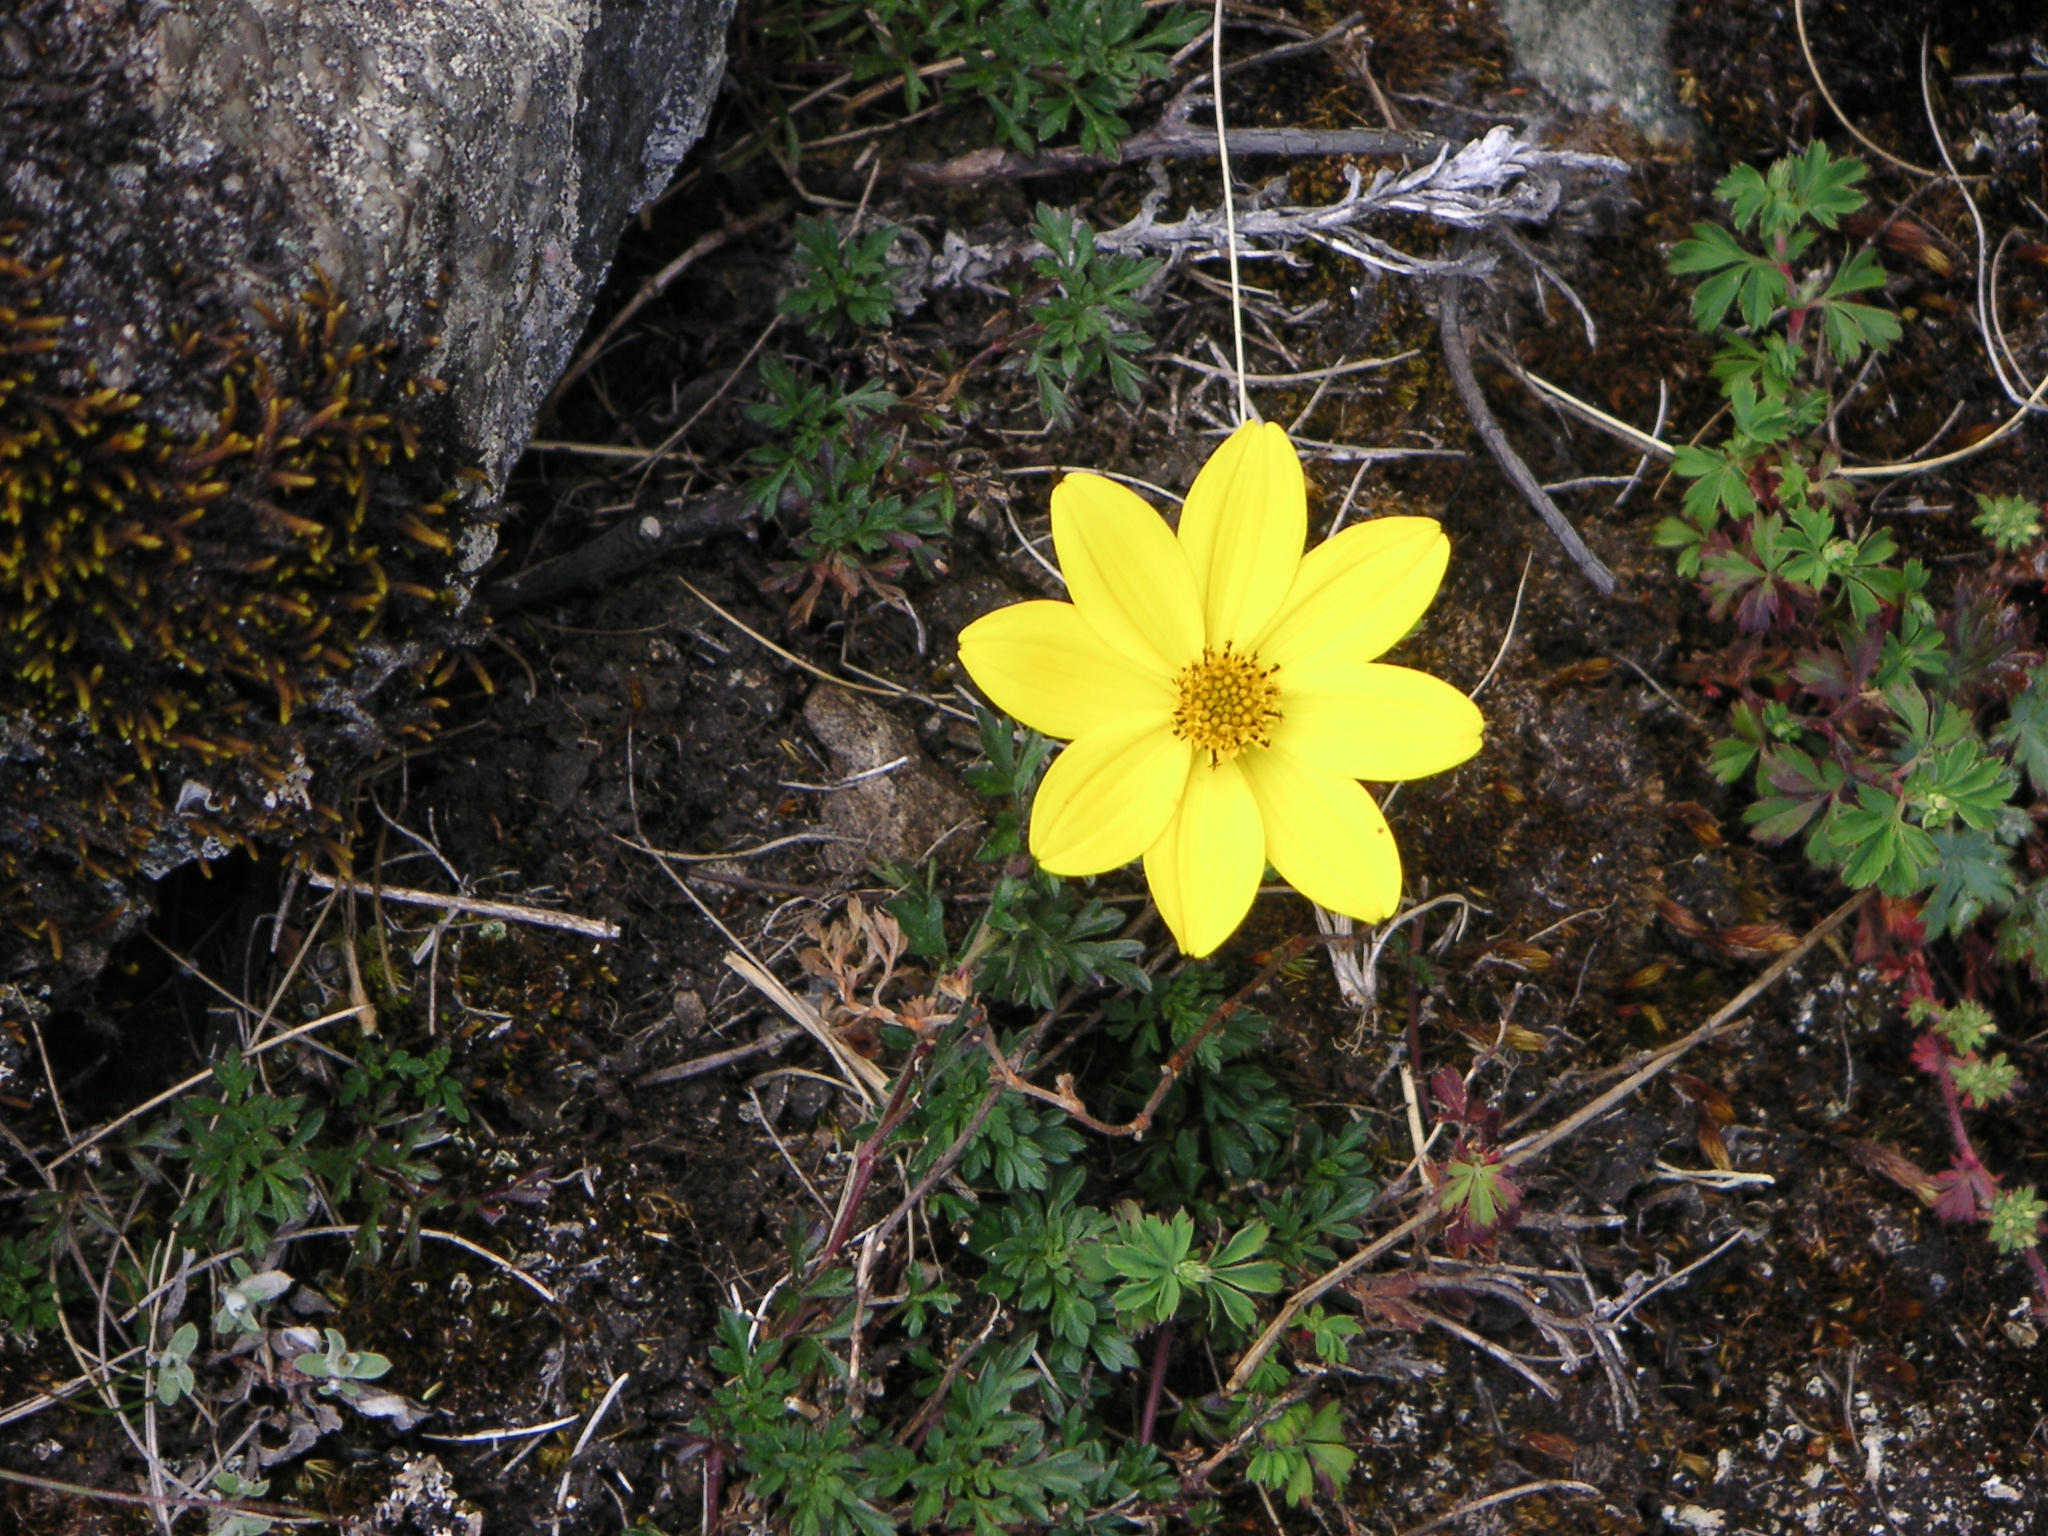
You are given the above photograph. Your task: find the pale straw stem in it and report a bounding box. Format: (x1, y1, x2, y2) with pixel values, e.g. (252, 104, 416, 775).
(1212, 0, 1252, 425)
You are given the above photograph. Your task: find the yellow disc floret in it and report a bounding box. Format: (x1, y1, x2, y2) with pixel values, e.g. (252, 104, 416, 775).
(1172, 645, 1281, 762)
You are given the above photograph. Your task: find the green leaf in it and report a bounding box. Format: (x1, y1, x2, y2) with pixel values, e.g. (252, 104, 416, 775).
(1745, 746, 1845, 842)
(1988, 1186, 2046, 1253)
(1439, 1154, 1518, 1231)
(782, 215, 900, 337)
(1024, 205, 1158, 423)
(1827, 784, 1939, 896)
(1905, 739, 2016, 832)
(1103, 1207, 1195, 1326)
(1247, 1401, 1354, 1507)
(1993, 667, 2048, 794)
(1933, 999, 1998, 1055)
(1788, 140, 1869, 228)
(1973, 493, 2044, 554)
(1715, 163, 1774, 233)
(1709, 735, 1760, 784)
(1824, 245, 1889, 299)
(1949, 1051, 2020, 1108)
(1298, 1304, 1363, 1365)
(1998, 880, 2048, 976)
(1727, 380, 1792, 445)
(1672, 444, 1756, 528)
(1820, 297, 1901, 365)
(1921, 828, 2018, 938)
(1736, 261, 1790, 332)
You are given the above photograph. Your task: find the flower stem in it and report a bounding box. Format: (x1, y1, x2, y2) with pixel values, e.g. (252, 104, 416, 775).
(1139, 1322, 1173, 1445)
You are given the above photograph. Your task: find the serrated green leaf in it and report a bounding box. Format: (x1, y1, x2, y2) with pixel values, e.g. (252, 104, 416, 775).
(1993, 668, 2048, 793)
(1921, 827, 2018, 938)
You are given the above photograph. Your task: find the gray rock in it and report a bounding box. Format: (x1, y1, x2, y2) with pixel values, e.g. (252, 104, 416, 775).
(1498, 0, 1694, 146)
(149, 0, 737, 493)
(801, 687, 980, 875)
(12, 0, 733, 497)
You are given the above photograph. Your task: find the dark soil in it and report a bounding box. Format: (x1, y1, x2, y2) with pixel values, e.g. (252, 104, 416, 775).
(5, 1, 2048, 1533)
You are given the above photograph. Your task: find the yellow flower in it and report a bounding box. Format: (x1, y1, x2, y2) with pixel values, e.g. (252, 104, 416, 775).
(959, 422, 1482, 957)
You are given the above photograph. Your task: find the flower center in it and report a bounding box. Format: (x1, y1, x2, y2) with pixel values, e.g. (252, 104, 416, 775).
(1172, 646, 1281, 763)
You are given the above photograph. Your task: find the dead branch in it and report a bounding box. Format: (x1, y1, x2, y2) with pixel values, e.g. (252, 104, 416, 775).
(484, 489, 756, 613)
(893, 127, 1627, 307)
(1438, 274, 1618, 595)
(901, 124, 1440, 187)
(635, 1026, 806, 1087)
(305, 874, 619, 939)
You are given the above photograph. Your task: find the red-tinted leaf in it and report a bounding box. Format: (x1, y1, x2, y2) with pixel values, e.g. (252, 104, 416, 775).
(1909, 1032, 1950, 1077)
(1671, 1073, 1737, 1125)
(1345, 1274, 1429, 1333)
(1930, 1169, 1980, 1224)
(1847, 1138, 1939, 1205)
(1430, 1067, 1469, 1124)
(1657, 897, 1712, 941)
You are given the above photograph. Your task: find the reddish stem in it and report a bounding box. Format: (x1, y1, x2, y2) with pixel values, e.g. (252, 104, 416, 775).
(815, 1026, 948, 1267)
(1138, 1323, 1173, 1446)
(702, 1443, 724, 1536)
(1928, 1036, 2048, 1315)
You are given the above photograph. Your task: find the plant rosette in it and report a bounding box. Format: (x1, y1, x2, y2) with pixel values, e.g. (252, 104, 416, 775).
(959, 422, 1482, 955)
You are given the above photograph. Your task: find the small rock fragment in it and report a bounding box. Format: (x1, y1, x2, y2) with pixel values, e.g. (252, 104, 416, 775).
(801, 686, 978, 874)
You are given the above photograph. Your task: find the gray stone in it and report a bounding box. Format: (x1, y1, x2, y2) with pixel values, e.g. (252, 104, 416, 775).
(10, 0, 733, 495)
(1498, 0, 1694, 146)
(147, 0, 737, 491)
(802, 687, 980, 875)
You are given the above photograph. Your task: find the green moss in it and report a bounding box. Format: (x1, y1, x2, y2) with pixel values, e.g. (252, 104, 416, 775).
(0, 244, 471, 956)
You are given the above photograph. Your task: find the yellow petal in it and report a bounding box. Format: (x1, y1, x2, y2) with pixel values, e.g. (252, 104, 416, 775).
(1254, 517, 1449, 671)
(1178, 421, 1306, 649)
(1240, 747, 1402, 922)
(959, 600, 1174, 741)
(1052, 473, 1204, 674)
(1142, 757, 1264, 957)
(1030, 715, 1191, 875)
(1272, 661, 1484, 782)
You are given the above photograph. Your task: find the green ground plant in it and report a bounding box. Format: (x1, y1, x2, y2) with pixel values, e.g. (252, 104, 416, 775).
(747, 360, 953, 623)
(682, 713, 1393, 1531)
(798, 0, 1201, 161)
(785, 216, 903, 337)
(1663, 142, 2047, 1277)
(3, 1011, 470, 1343)
(1663, 143, 2042, 939)
(1023, 206, 1160, 423)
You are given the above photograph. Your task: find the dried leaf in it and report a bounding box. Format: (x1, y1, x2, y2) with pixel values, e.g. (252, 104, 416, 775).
(1715, 922, 1799, 960)
(1475, 940, 1553, 973)
(1847, 1138, 1938, 1206)
(1623, 959, 1672, 990)
(1518, 1430, 1580, 1466)
(1666, 800, 1726, 847)
(1541, 656, 1615, 688)
(1696, 1117, 1732, 1172)
(1346, 1274, 1430, 1333)
(1657, 897, 1711, 941)
(1670, 1072, 1736, 1125)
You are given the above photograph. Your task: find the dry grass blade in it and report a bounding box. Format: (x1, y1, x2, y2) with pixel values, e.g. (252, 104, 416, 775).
(1394, 1479, 1602, 1536)
(726, 950, 890, 1103)
(306, 874, 619, 939)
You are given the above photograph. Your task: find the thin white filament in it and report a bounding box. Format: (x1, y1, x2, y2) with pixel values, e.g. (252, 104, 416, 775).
(1212, 0, 1251, 425)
